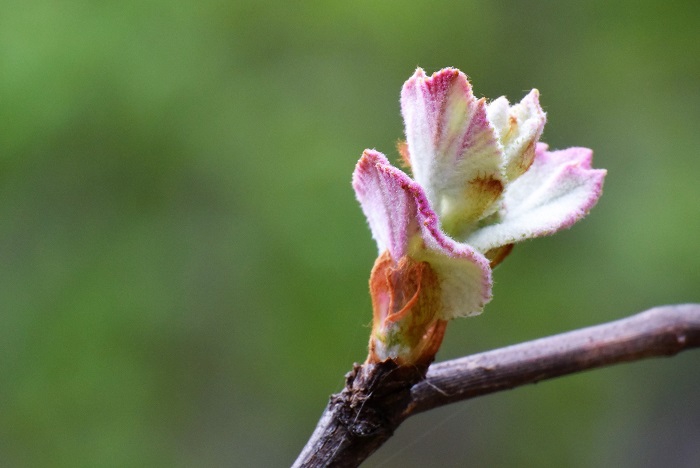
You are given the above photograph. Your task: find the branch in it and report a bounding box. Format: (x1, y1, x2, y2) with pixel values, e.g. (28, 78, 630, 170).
(294, 304, 700, 467)
(409, 304, 700, 415)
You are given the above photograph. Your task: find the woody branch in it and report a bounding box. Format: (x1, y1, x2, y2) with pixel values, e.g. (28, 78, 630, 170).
(294, 304, 700, 467)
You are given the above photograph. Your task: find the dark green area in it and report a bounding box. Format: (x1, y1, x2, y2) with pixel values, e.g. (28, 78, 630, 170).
(1, 1, 698, 466)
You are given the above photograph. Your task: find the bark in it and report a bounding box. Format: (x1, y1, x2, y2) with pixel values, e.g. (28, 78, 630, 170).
(294, 304, 700, 467)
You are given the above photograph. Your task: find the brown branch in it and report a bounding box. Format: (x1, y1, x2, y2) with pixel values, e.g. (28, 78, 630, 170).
(294, 304, 700, 467)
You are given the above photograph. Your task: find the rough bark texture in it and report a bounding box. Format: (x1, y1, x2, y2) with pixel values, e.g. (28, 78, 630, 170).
(294, 304, 700, 467)
(292, 360, 428, 467)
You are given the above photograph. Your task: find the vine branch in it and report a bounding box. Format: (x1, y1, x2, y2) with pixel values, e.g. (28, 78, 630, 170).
(294, 304, 700, 467)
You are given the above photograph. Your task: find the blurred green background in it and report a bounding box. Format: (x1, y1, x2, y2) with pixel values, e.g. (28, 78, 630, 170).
(1, 0, 698, 466)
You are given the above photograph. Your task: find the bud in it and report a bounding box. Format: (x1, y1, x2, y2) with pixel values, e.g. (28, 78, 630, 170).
(368, 251, 446, 366)
(353, 68, 605, 366)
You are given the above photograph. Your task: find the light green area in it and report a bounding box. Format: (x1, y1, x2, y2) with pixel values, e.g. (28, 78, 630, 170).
(1, 1, 698, 466)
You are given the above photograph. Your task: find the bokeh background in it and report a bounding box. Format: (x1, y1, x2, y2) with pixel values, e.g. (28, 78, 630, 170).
(1, 0, 698, 466)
